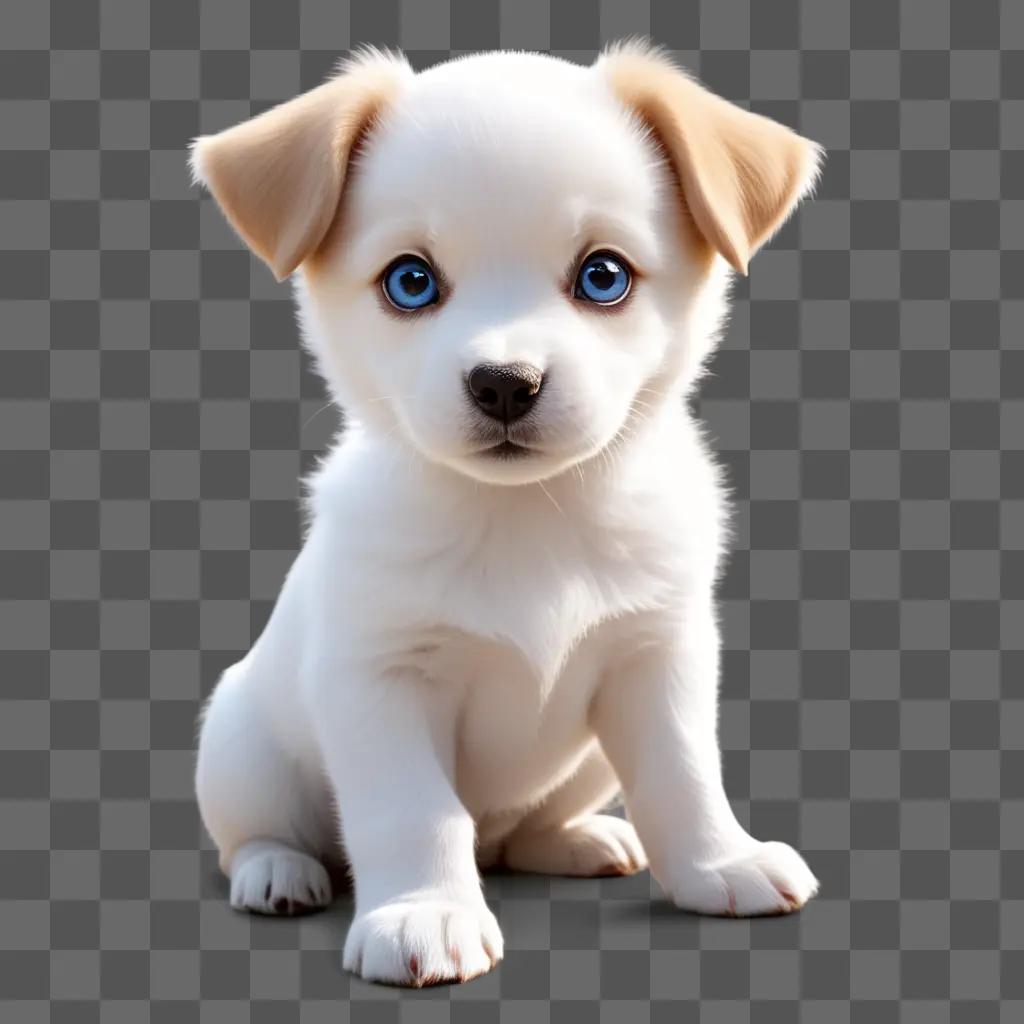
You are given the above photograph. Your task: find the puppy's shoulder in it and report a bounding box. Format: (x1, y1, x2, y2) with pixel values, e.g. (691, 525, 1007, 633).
(601, 411, 728, 587)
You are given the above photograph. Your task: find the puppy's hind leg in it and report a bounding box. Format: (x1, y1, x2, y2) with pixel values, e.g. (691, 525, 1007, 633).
(502, 744, 647, 878)
(196, 661, 334, 916)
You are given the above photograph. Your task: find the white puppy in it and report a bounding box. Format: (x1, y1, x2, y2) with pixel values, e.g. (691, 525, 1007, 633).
(192, 43, 822, 987)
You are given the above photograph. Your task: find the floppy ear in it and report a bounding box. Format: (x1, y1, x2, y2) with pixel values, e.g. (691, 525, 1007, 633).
(597, 42, 823, 275)
(190, 49, 411, 281)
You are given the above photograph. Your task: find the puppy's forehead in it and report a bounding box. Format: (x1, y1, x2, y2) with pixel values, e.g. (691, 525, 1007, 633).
(346, 53, 665, 263)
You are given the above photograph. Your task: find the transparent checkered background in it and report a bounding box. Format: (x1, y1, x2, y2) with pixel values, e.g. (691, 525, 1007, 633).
(1, 0, 1022, 1019)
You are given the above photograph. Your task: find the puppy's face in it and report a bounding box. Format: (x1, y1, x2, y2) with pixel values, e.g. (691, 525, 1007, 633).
(303, 54, 700, 485)
(193, 47, 820, 486)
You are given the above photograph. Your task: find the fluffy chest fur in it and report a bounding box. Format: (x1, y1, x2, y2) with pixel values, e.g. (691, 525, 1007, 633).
(307, 411, 722, 690)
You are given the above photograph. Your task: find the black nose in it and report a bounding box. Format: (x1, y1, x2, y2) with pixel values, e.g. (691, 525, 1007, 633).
(467, 362, 544, 423)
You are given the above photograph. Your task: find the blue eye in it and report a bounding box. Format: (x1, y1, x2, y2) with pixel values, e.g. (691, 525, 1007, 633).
(574, 251, 632, 305)
(382, 256, 440, 311)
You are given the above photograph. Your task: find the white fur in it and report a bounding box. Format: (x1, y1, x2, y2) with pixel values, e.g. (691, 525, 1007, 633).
(195, 49, 818, 988)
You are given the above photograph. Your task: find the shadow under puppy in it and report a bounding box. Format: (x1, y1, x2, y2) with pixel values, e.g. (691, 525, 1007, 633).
(192, 42, 823, 987)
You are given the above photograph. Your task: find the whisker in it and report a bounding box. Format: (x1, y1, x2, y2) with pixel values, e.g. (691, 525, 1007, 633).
(537, 479, 565, 519)
(302, 401, 336, 432)
(366, 393, 410, 405)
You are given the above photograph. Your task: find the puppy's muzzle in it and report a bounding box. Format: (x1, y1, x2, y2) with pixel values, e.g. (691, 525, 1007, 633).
(467, 363, 544, 424)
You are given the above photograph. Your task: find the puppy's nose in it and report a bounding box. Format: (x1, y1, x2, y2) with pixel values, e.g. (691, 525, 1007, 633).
(467, 362, 544, 423)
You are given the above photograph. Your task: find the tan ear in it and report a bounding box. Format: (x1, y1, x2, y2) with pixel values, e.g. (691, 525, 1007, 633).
(597, 42, 823, 274)
(190, 49, 411, 281)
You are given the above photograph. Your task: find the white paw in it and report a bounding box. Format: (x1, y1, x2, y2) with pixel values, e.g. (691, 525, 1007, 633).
(229, 840, 332, 916)
(503, 814, 647, 877)
(343, 896, 503, 987)
(669, 841, 818, 916)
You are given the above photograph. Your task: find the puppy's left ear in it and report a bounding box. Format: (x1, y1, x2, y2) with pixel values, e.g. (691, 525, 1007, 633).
(597, 42, 823, 275)
(191, 49, 411, 281)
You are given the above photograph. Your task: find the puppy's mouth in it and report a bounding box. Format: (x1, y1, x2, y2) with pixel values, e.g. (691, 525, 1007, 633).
(481, 440, 532, 458)
(469, 425, 540, 460)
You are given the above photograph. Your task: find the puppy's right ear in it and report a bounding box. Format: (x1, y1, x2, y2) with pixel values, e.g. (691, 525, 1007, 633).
(190, 49, 411, 282)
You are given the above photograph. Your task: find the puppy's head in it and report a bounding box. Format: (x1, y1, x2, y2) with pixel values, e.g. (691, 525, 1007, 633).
(192, 44, 821, 486)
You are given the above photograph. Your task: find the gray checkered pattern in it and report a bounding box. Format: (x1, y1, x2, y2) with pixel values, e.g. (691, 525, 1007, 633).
(1, 0, 1020, 1018)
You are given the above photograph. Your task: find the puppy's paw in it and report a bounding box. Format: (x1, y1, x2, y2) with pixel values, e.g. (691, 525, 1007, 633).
(669, 841, 818, 917)
(503, 814, 647, 877)
(229, 840, 332, 916)
(343, 896, 503, 987)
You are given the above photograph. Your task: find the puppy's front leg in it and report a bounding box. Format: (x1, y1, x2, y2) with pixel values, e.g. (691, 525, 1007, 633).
(311, 666, 502, 986)
(592, 603, 818, 916)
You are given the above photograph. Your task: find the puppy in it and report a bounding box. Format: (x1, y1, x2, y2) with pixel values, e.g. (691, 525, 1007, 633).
(192, 43, 823, 987)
